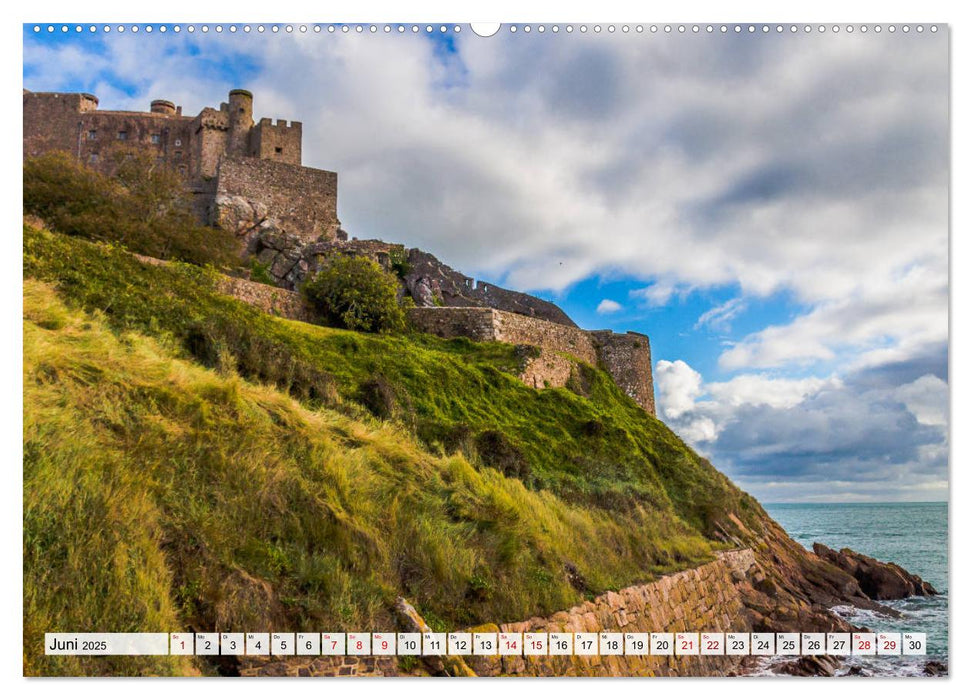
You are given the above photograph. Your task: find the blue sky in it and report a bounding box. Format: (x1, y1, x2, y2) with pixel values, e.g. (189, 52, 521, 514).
(23, 24, 950, 502)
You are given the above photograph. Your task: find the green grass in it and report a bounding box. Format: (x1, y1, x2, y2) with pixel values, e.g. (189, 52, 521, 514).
(23, 224, 772, 676)
(24, 278, 715, 676)
(24, 225, 754, 533)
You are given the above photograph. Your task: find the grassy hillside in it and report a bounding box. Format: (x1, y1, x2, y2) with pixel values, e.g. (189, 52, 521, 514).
(24, 226, 756, 531)
(24, 224, 763, 675)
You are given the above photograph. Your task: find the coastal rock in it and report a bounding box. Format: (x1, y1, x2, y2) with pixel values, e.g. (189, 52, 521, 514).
(812, 543, 938, 600)
(771, 655, 841, 677)
(923, 661, 948, 676)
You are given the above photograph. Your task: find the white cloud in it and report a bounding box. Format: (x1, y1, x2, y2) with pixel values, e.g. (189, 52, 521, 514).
(596, 299, 622, 314)
(718, 263, 948, 371)
(696, 297, 747, 332)
(895, 374, 949, 427)
(655, 359, 704, 420)
(706, 374, 842, 410)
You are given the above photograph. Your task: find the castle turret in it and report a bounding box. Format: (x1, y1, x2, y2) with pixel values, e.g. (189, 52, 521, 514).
(227, 89, 254, 156)
(79, 93, 99, 112)
(150, 99, 176, 116)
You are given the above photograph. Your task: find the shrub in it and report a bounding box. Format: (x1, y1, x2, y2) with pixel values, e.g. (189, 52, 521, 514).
(302, 254, 407, 333)
(23, 151, 239, 268)
(474, 430, 532, 484)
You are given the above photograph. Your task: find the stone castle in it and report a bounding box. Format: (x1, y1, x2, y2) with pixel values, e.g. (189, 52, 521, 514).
(22, 88, 656, 415)
(23, 88, 339, 242)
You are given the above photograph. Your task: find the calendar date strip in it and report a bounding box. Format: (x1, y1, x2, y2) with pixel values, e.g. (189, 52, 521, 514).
(46, 631, 928, 657)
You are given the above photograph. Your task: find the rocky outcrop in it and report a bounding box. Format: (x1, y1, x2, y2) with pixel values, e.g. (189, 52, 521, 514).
(403, 248, 577, 327)
(812, 543, 938, 600)
(772, 655, 841, 677)
(212, 193, 271, 242)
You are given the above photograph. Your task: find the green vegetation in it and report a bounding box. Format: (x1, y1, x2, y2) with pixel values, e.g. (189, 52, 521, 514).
(23, 152, 239, 268)
(25, 277, 713, 675)
(24, 226, 748, 530)
(302, 254, 408, 333)
(23, 222, 760, 676)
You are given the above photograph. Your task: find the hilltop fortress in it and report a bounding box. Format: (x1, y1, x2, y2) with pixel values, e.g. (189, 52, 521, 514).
(23, 88, 656, 415)
(23, 88, 338, 242)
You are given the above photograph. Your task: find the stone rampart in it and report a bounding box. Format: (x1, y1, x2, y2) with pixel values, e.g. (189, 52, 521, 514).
(214, 156, 339, 244)
(408, 307, 655, 415)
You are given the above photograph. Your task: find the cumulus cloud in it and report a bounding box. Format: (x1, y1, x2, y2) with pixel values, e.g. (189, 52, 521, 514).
(655, 360, 704, 420)
(656, 358, 948, 501)
(894, 374, 949, 427)
(596, 299, 622, 314)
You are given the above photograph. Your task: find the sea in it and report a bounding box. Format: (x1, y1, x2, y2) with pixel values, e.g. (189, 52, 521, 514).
(761, 502, 949, 677)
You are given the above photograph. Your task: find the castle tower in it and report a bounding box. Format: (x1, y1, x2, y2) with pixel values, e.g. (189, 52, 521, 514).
(150, 99, 176, 116)
(227, 89, 254, 157)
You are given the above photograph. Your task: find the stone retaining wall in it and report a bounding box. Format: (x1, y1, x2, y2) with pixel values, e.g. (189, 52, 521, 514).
(466, 549, 756, 677)
(213, 276, 314, 323)
(239, 549, 756, 677)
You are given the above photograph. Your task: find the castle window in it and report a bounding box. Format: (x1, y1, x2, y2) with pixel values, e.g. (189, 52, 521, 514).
(174, 138, 182, 147)
(178, 165, 186, 175)
(117, 131, 128, 141)
(151, 133, 161, 144)
(175, 151, 182, 159)
(87, 130, 96, 140)
(275, 147, 283, 154)
(88, 153, 99, 164)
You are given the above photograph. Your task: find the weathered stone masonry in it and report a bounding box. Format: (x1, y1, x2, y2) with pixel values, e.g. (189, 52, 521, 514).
(467, 549, 756, 677)
(408, 307, 657, 415)
(238, 549, 757, 677)
(23, 88, 338, 244)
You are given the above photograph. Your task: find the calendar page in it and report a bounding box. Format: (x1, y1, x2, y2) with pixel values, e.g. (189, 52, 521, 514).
(21, 9, 949, 683)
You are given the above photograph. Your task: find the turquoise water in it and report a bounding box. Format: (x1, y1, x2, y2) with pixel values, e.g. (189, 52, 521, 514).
(764, 502, 948, 675)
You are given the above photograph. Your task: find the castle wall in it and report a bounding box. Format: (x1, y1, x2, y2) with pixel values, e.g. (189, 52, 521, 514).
(407, 307, 656, 415)
(491, 309, 598, 365)
(191, 108, 232, 179)
(591, 331, 656, 416)
(466, 549, 756, 677)
(238, 549, 757, 677)
(213, 276, 314, 323)
(215, 156, 339, 244)
(24, 91, 195, 175)
(252, 118, 302, 165)
(405, 307, 498, 342)
(23, 92, 94, 158)
(79, 111, 194, 174)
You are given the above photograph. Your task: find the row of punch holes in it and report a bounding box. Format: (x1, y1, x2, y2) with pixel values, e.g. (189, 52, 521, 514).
(33, 24, 941, 36)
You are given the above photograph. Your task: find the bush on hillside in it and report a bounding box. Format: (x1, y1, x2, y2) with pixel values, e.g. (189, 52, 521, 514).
(302, 254, 407, 333)
(23, 151, 239, 268)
